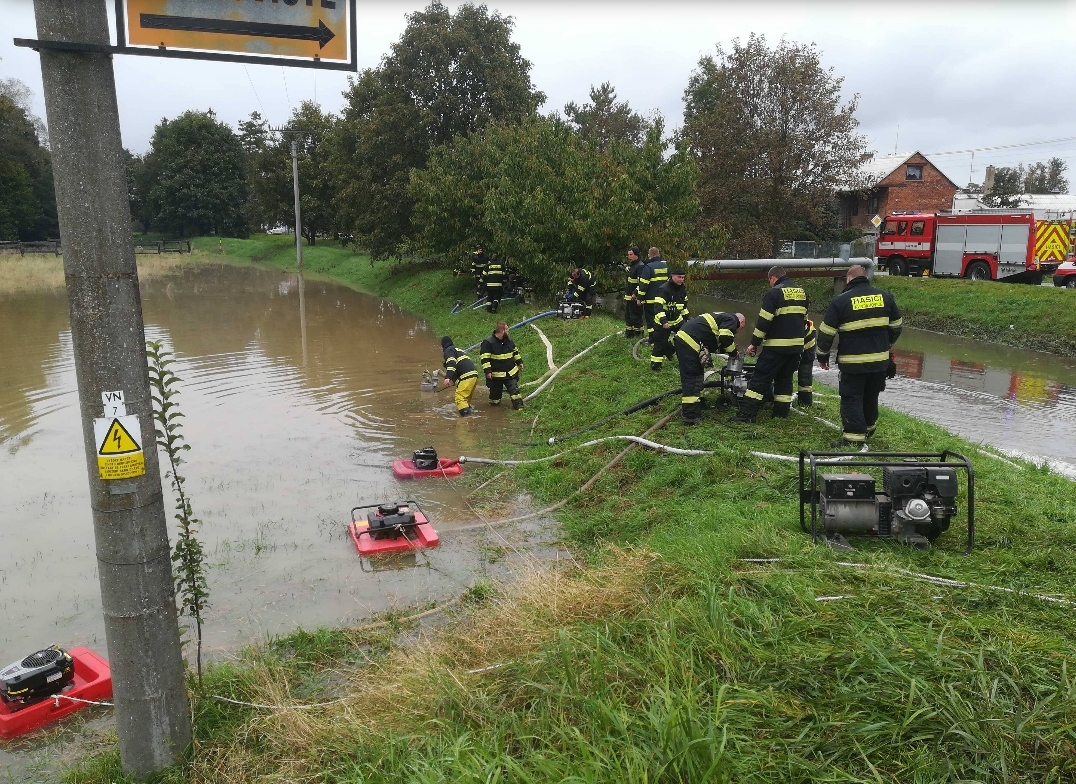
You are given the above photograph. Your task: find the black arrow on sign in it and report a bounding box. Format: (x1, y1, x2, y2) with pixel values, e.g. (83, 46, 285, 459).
(140, 14, 336, 49)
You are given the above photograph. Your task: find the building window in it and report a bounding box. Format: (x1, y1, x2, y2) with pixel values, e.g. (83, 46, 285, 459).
(906, 165, 924, 181)
(867, 195, 879, 213)
(911, 220, 925, 236)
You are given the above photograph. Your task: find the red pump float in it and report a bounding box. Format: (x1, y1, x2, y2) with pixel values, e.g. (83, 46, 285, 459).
(348, 501, 440, 557)
(0, 646, 112, 739)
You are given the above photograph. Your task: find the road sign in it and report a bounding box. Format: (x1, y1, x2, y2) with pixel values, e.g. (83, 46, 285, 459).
(93, 415, 145, 480)
(116, 0, 356, 71)
(871, 215, 882, 229)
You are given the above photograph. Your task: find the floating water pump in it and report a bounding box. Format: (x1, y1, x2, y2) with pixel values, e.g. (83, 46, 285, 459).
(0, 646, 74, 709)
(799, 451, 974, 552)
(348, 500, 441, 557)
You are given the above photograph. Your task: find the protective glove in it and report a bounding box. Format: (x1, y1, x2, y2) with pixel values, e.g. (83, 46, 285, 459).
(699, 346, 713, 368)
(818, 355, 830, 371)
(886, 352, 897, 379)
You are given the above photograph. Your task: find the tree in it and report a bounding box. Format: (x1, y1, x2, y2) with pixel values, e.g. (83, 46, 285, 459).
(141, 110, 248, 237)
(410, 117, 698, 296)
(253, 102, 337, 244)
(333, 1, 544, 257)
(679, 35, 869, 256)
(0, 86, 58, 242)
(238, 111, 271, 232)
(1024, 158, 1069, 195)
(984, 166, 1026, 208)
(564, 82, 648, 150)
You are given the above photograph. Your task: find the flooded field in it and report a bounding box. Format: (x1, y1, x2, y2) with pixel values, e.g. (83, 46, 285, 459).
(698, 294, 1076, 473)
(0, 264, 552, 675)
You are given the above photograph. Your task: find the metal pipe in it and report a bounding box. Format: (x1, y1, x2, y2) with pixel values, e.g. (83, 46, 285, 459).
(688, 258, 875, 271)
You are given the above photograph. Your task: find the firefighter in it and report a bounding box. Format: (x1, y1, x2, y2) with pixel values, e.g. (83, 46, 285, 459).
(816, 265, 902, 447)
(482, 253, 504, 313)
(649, 269, 689, 371)
(674, 311, 745, 425)
(624, 246, 647, 338)
(471, 247, 487, 295)
(635, 247, 668, 351)
(798, 319, 817, 406)
(480, 321, 525, 410)
(441, 336, 479, 417)
(567, 267, 597, 317)
(734, 266, 808, 422)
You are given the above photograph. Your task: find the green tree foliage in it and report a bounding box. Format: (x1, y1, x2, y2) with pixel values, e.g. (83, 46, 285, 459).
(238, 111, 272, 232)
(983, 159, 1069, 208)
(253, 102, 337, 244)
(984, 166, 1026, 208)
(0, 80, 58, 242)
(564, 82, 648, 150)
(1025, 157, 1069, 194)
(680, 35, 869, 256)
(333, 1, 544, 257)
(141, 110, 249, 237)
(411, 117, 698, 295)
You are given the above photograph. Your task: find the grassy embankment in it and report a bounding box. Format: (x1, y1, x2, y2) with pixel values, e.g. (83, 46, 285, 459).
(68, 235, 1076, 783)
(0, 252, 189, 296)
(703, 273, 1076, 357)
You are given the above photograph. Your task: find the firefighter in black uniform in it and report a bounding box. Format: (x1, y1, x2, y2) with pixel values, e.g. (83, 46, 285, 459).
(734, 266, 808, 422)
(624, 246, 647, 338)
(650, 269, 689, 371)
(567, 267, 597, 317)
(635, 247, 668, 352)
(674, 311, 745, 425)
(816, 265, 902, 446)
(798, 319, 817, 406)
(482, 253, 504, 313)
(480, 321, 525, 410)
(471, 247, 487, 295)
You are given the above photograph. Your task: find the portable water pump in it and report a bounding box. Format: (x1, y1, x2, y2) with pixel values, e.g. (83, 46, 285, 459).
(557, 298, 586, 319)
(0, 646, 75, 709)
(799, 451, 975, 552)
(365, 502, 420, 540)
(715, 354, 755, 406)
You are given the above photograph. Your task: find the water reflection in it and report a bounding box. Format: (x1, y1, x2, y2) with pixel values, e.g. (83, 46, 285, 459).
(696, 294, 1076, 468)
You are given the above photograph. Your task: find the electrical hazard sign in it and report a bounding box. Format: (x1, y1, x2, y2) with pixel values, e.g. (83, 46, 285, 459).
(93, 415, 145, 480)
(117, 0, 357, 71)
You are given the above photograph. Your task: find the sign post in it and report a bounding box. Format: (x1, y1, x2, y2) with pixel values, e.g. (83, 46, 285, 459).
(29, 1, 191, 777)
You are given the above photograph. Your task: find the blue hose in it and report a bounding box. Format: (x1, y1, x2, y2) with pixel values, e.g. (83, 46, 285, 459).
(453, 295, 485, 313)
(462, 310, 559, 353)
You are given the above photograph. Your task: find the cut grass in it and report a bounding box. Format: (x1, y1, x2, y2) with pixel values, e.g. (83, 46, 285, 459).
(65, 235, 1076, 782)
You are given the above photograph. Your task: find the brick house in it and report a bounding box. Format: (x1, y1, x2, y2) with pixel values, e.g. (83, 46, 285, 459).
(838, 152, 959, 235)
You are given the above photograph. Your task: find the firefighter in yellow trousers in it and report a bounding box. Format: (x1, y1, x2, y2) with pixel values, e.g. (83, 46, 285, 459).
(441, 336, 478, 417)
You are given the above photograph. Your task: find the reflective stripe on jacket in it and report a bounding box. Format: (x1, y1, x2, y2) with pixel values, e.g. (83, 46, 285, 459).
(652, 280, 689, 328)
(674, 312, 739, 354)
(479, 332, 522, 378)
(636, 258, 669, 302)
(816, 276, 902, 373)
(482, 261, 504, 289)
(625, 259, 648, 300)
(749, 276, 807, 355)
(569, 268, 595, 298)
(443, 345, 478, 383)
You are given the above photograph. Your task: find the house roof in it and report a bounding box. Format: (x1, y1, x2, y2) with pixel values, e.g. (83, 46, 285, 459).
(841, 151, 960, 192)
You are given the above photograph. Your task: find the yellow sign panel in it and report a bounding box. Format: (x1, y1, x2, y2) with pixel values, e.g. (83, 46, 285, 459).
(93, 415, 146, 480)
(1035, 221, 1071, 263)
(121, 0, 354, 68)
(851, 294, 884, 311)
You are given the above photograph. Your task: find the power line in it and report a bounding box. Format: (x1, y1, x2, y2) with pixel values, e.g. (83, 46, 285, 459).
(243, 65, 264, 115)
(923, 135, 1076, 158)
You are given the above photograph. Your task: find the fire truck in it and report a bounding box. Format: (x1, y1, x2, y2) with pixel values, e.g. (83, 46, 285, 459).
(876, 210, 1050, 283)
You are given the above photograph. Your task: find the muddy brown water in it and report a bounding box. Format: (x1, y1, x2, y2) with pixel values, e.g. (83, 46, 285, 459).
(697, 294, 1076, 475)
(1, 264, 561, 775)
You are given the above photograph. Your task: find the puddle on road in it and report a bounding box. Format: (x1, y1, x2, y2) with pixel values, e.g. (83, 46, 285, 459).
(1, 264, 556, 771)
(697, 294, 1076, 471)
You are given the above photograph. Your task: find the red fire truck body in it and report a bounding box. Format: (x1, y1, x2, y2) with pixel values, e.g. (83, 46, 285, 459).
(876, 211, 1043, 283)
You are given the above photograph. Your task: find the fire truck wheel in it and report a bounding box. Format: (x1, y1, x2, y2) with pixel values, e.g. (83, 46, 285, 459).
(965, 261, 991, 281)
(1067, 277, 1076, 289)
(888, 257, 906, 277)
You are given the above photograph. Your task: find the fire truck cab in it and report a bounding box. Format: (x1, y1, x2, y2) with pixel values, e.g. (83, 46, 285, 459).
(877, 210, 1043, 284)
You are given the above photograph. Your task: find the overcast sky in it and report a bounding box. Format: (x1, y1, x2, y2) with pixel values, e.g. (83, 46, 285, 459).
(3, 0, 1076, 187)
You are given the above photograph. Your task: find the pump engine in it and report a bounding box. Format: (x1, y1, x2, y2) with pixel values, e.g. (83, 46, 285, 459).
(815, 466, 958, 548)
(712, 355, 755, 406)
(366, 502, 420, 540)
(557, 299, 586, 319)
(0, 646, 75, 709)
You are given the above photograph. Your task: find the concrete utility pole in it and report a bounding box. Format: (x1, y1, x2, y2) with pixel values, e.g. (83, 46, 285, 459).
(291, 138, 304, 268)
(31, 1, 190, 777)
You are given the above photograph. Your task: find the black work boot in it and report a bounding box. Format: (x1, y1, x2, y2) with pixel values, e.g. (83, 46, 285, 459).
(459, 407, 473, 417)
(512, 399, 524, 411)
(798, 390, 813, 407)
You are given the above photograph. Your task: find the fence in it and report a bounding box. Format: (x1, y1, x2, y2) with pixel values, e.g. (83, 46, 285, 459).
(778, 238, 876, 260)
(133, 239, 192, 254)
(0, 240, 62, 255)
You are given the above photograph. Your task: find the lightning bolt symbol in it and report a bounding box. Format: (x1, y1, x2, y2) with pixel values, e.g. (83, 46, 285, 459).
(113, 428, 122, 448)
